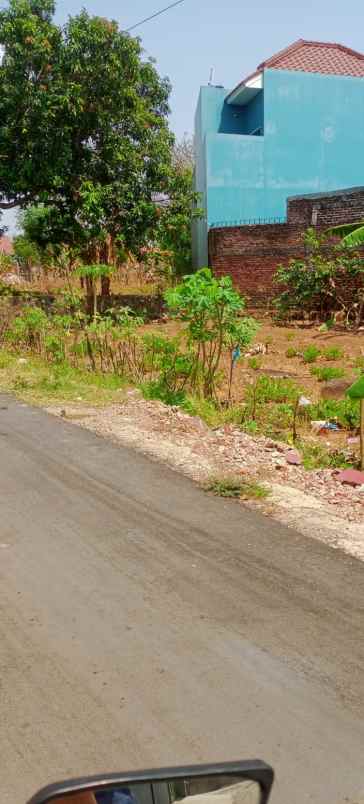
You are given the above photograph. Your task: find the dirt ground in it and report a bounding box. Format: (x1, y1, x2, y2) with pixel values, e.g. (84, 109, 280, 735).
(47, 386, 364, 564)
(148, 316, 364, 404)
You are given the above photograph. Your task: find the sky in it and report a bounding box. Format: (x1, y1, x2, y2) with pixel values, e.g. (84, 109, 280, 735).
(2, 0, 364, 232)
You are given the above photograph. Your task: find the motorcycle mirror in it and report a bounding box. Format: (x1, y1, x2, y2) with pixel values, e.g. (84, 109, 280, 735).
(26, 761, 274, 804)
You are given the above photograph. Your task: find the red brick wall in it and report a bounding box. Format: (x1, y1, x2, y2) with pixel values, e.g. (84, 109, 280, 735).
(209, 187, 364, 305)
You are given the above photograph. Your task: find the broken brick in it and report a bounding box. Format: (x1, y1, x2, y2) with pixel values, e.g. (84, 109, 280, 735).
(335, 469, 364, 487)
(286, 450, 302, 465)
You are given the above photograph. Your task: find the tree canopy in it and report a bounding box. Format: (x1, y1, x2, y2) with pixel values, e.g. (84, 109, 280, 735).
(0, 0, 174, 256)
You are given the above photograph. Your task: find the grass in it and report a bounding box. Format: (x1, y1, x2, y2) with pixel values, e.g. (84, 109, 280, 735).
(285, 346, 298, 358)
(323, 346, 344, 361)
(302, 345, 321, 363)
(0, 349, 127, 405)
(310, 365, 345, 382)
(308, 397, 359, 429)
(248, 356, 263, 371)
(205, 474, 270, 500)
(299, 441, 352, 471)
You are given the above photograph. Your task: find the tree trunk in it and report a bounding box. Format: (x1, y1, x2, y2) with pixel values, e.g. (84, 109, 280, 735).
(85, 276, 94, 319)
(360, 399, 364, 471)
(100, 273, 111, 304)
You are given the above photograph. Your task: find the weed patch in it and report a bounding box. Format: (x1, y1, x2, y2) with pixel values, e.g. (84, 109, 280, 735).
(310, 365, 345, 382)
(205, 475, 270, 500)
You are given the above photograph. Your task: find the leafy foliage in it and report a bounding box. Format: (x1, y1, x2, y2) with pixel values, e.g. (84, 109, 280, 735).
(323, 346, 344, 361)
(302, 344, 321, 363)
(310, 365, 345, 382)
(274, 229, 364, 326)
(0, 0, 173, 260)
(165, 268, 258, 398)
(328, 221, 364, 248)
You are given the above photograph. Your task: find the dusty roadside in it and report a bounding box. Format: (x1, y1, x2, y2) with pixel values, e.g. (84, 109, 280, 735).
(47, 390, 364, 562)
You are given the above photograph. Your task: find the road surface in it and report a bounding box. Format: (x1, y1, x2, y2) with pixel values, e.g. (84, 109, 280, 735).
(0, 394, 363, 804)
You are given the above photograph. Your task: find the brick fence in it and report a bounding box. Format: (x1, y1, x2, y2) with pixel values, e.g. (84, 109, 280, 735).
(208, 186, 364, 306)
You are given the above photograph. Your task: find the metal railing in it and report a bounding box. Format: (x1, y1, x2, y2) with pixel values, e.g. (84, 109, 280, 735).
(209, 216, 286, 228)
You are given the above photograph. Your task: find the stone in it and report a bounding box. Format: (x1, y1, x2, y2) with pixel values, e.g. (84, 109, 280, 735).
(335, 468, 364, 487)
(286, 449, 302, 465)
(17, 357, 28, 365)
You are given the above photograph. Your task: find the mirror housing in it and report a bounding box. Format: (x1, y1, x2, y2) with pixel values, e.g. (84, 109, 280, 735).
(26, 760, 274, 804)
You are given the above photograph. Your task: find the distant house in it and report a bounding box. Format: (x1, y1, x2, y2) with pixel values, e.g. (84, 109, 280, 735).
(0, 235, 13, 256)
(193, 39, 364, 267)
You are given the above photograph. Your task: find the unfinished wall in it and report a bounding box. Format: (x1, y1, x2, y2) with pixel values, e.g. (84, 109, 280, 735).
(209, 186, 364, 306)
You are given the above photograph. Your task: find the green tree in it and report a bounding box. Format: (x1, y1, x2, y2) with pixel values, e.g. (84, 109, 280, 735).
(0, 0, 173, 281)
(150, 136, 203, 279)
(165, 268, 258, 398)
(13, 233, 41, 273)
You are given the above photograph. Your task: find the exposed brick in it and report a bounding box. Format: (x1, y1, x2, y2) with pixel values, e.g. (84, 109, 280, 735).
(209, 187, 364, 305)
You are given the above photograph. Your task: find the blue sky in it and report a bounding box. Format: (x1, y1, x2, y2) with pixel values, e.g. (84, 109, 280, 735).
(56, 0, 364, 137)
(2, 0, 364, 232)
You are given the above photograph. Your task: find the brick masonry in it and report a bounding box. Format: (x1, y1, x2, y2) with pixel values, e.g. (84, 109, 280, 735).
(208, 186, 364, 306)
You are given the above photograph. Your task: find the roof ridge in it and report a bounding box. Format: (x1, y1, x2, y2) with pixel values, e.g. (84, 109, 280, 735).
(257, 39, 304, 69)
(258, 38, 364, 70)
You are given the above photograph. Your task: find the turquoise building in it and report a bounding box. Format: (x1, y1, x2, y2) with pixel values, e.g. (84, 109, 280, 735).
(193, 39, 364, 267)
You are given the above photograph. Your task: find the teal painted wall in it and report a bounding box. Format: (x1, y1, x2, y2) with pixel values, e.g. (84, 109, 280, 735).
(206, 133, 265, 225)
(193, 70, 364, 267)
(263, 68, 364, 217)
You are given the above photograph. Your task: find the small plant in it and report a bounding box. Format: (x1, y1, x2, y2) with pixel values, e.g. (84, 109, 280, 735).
(285, 332, 296, 341)
(310, 365, 345, 382)
(286, 347, 298, 358)
(302, 345, 321, 363)
(12, 374, 30, 390)
(140, 379, 186, 407)
(309, 397, 359, 430)
(165, 268, 259, 399)
(205, 475, 269, 500)
(300, 442, 352, 471)
(242, 419, 259, 435)
(323, 346, 344, 361)
(274, 228, 364, 327)
(248, 356, 263, 371)
(354, 356, 364, 371)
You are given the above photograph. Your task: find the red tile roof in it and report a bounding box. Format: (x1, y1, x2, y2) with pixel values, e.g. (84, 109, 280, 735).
(258, 39, 364, 78)
(0, 236, 13, 255)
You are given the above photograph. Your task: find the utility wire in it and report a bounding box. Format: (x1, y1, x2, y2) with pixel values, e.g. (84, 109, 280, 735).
(126, 0, 186, 32)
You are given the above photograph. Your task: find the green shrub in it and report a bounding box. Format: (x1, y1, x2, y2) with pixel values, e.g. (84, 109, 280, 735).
(302, 345, 321, 363)
(242, 419, 259, 435)
(165, 268, 259, 398)
(300, 442, 352, 471)
(323, 346, 344, 361)
(309, 398, 359, 429)
(286, 347, 298, 358)
(6, 306, 49, 352)
(310, 365, 345, 382)
(274, 228, 364, 323)
(140, 379, 187, 407)
(247, 375, 300, 405)
(248, 356, 263, 371)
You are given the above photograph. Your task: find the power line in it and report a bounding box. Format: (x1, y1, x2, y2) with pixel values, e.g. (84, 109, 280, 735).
(126, 0, 186, 32)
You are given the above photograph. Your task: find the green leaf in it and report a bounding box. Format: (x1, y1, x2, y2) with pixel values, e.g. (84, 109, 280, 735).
(346, 376, 364, 399)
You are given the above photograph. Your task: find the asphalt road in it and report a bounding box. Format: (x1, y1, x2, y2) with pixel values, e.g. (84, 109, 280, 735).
(1, 395, 364, 804)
